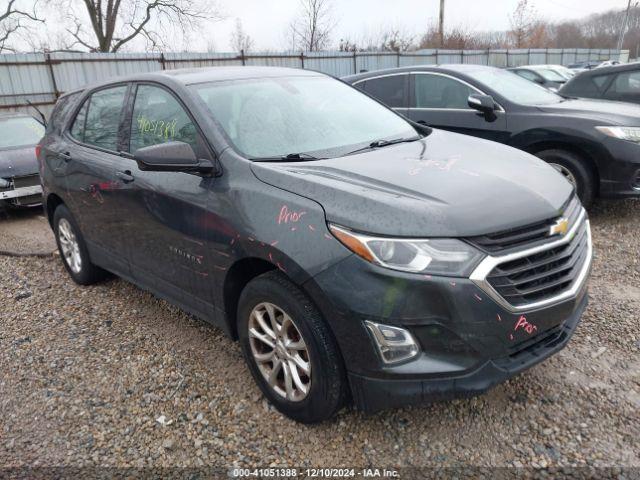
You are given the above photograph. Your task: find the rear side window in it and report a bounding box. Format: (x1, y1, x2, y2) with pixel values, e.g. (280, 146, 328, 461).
(515, 70, 539, 82)
(70, 86, 127, 151)
(47, 92, 80, 134)
(413, 74, 475, 109)
(129, 85, 198, 153)
(363, 75, 407, 108)
(607, 71, 640, 95)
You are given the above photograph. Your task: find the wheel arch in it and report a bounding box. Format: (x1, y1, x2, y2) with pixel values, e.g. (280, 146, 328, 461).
(45, 193, 65, 227)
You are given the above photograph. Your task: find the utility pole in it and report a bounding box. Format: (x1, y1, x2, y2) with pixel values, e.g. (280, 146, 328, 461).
(439, 0, 445, 48)
(616, 0, 633, 52)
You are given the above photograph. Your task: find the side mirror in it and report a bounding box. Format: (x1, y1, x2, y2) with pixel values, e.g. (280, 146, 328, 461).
(133, 141, 213, 173)
(468, 94, 497, 115)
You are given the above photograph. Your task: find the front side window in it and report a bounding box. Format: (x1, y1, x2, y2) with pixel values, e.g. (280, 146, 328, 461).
(465, 69, 563, 105)
(70, 86, 127, 151)
(191, 75, 416, 159)
(413, 74, 475, 109)
(536, 69, 566, 83)
(129, 85, 198, 153)
(0, 116, 45, 149)
(364, 75, 407, 108)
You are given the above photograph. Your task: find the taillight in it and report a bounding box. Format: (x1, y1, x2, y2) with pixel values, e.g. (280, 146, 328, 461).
(35, 144, 42, 158)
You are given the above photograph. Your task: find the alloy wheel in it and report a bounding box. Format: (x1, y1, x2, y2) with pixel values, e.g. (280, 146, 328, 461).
(248, 302, 311, 402)
(549, 163, 577, 188)
(58, 218, 82, 274)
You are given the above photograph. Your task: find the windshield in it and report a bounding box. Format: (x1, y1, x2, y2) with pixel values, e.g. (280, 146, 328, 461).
(536, 69, 567, 82)
(0, 116, 44, 149)
(467, 69, 564, 105)
(191, 76, 417, 159)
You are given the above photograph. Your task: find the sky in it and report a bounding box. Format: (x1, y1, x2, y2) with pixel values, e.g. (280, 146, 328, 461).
(202, 0, 630, 52)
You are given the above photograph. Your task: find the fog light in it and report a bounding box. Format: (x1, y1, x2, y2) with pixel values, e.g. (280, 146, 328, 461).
(365, 321, 420, 364)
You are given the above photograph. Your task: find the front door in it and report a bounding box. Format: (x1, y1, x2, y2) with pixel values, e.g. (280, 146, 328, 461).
(407, 73, 509, 143)
(115, 83, 218, 312)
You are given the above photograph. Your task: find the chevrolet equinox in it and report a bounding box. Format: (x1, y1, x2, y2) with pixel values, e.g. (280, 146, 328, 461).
(39, 67, 592, 423)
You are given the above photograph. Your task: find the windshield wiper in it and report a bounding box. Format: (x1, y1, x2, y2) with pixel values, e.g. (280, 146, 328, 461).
(251, 152, 325, 162)
(344, 136, 420, 156)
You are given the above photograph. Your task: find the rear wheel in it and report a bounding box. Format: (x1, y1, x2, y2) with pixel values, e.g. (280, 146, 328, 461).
(238, 271, 347, 423)
(53, 204, 107, 285)
(535, 149, 596, 207)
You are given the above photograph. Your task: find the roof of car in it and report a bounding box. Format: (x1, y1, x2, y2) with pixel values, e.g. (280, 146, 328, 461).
(575, 61, 639, 77)
(78, 66, 324, 92)
(343, 64, 500, 82)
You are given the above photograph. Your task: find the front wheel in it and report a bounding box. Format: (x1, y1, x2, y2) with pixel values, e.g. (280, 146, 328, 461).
(238, 271, 347, 423)
(535, 149, 596, 207)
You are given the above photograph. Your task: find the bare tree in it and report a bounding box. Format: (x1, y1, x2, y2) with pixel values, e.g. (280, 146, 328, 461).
(58, 0, 222, 52)
(0, 0, 44, 52)
(509, 0, 537, 48)
(288, 0, 333, 51)
(230, 18, 253, 53)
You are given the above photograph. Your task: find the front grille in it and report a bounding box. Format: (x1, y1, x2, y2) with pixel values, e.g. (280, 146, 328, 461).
(13, 174, 40, 189)
(469, 196, 581, 254)
(485, 219, 589, 307)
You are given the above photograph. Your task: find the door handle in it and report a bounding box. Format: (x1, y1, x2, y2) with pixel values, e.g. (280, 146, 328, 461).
(116, 170, 135, 183)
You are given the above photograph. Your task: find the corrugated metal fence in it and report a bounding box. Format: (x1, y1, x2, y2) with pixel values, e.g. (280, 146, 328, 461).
(0, 48, 626, 117)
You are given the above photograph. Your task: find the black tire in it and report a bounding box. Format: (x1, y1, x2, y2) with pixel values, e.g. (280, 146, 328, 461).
(53, 204, 107, 285)
(535, 149, 596, 207)
(238, 271, 347, 423)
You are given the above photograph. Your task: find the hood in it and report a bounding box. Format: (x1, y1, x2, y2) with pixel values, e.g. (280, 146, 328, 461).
(538, 98, 640, 125)
(0, 145, 39, 179)
(251, 129, 573, 237)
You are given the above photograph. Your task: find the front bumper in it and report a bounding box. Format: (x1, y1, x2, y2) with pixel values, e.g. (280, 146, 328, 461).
(598, 137, 640, 198)
(348, 294, 586, 413)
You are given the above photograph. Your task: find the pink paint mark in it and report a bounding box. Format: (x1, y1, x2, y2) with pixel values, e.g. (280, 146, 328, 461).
(450, 281, 457, 287)
(474, 294, 483, 302)
(290, 227, 297, 232)
(509, 333, 514, 341)
(214, 250, 230, 258)
(230, 238, 235, 246)
(270, 240, 279, 247)
(514, 315, 538, 335)
(277, 205, 307, 225)
(184, 237, 204, 246)
(213, 265, 227, 271)
(458, 168, 480, 177)
(308, 225, 316, 231)
(196, 271, 209, 277)
(497, 314, 502, 322)
(324, 234, 332, 240)
(423, 275, 432, 280)
(269, 253, 274, 262)
(277, 262, 287, 273)
(247, 237, 255, 242)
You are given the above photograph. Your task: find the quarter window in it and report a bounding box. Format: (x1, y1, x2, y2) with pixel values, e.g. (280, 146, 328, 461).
(413, 74, 475, 109)
(129, 85, 198, 153)
(364, 75, 407, 108)
(70, 86, 127, 151)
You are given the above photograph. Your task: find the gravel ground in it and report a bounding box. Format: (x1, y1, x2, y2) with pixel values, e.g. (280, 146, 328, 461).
(0, 200, 639, 472)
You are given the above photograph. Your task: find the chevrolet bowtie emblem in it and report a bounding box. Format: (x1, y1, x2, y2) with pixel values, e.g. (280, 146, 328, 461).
(549, 217, 569, 237)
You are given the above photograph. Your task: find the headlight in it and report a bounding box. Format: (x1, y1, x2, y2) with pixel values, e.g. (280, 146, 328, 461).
(329, 224, 485, 276)
(596, 126, 640, 143)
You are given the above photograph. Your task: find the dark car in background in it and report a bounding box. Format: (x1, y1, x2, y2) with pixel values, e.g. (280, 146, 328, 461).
(560, 62, 640, 105)
(39, 67, 592, 422)
(345, 65, 640, 206)
(508, 65, 569, 91)
(0, 113, 45, 208)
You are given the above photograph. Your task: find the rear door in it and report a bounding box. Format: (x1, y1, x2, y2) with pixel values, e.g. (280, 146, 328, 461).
(406, 72, 509, 143)
(115, 82, 218, 312)
(57, 84, 131, 274)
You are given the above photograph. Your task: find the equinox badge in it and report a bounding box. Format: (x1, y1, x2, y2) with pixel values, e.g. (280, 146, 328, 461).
(549, 217, 569, 237)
